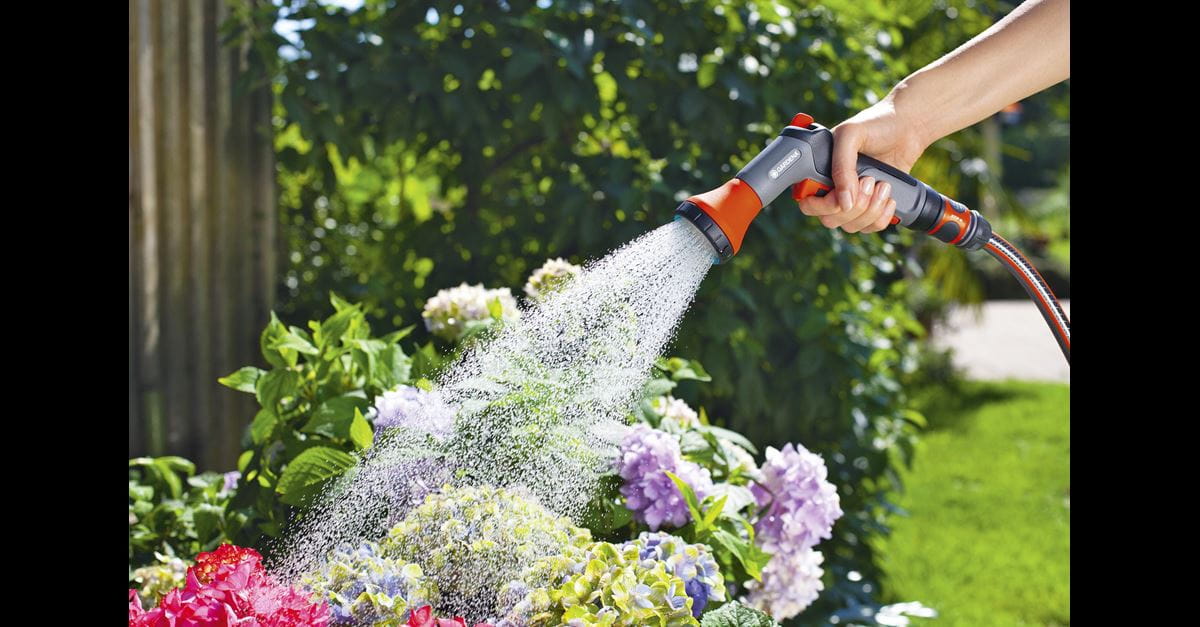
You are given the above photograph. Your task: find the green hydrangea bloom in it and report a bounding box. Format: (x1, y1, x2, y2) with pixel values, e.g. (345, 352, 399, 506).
(501, 541, 700, 627)
(302, 541, 432, 626)
(380, 485, 591, 617)
(131, 553, 189, 607)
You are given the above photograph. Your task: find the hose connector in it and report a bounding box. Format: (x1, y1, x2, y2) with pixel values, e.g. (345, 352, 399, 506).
(914, 187, 992, 251)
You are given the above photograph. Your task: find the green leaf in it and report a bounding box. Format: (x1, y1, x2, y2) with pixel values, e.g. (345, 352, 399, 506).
(129, 483, 153, 502)
(152, 459, 184, 499)
(709, 483, 757, 514)
(679, 430, 712, 455)
(698, 425, 758, 454)
(250, 409, 278, 445)
(218, 367, 264, 393)
(700, 494, 727, 530)
(302, 394, 370, 438)
(696, 62, 717, 89)
(699, 601, 780, 627)
(260, 312, 290, 368)
(664, 470, 703, 524)
(902, 409, 928, 428)
(270, 331, 320, 356)
(378, 344, 412, 389)
(349, 407, 374, 450)
(193, 504, 225, 542)
(642, 378, 677, 398)
(276, 446, 355, 506)
(255, 369, 302, 410)
(655, 356, 712, 381)
(708, 528, 770, 581)
(487, 297, 504, 320)
(319, 304, 361, 349)
(381, 325, 416, 345)
(329, 291, 354, 312)
(350, 338, 387, 378)
(155, 456, 196, 475)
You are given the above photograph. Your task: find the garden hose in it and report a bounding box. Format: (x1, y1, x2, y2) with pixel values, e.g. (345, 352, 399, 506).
(983, 234, 1070, 362)
(675, 112, 1071, 364)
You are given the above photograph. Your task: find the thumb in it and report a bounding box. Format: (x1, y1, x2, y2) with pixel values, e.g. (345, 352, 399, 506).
(830, 126, 863, 213)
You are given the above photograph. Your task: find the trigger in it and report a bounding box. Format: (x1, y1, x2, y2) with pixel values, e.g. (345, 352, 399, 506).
(792, 179, 832, 201)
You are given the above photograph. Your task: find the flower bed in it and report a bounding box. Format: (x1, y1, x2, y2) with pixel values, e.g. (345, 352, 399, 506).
(130, 258, 852, 626)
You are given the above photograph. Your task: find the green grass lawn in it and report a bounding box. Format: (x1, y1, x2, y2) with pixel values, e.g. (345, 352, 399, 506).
(874, 380, 1070, 626)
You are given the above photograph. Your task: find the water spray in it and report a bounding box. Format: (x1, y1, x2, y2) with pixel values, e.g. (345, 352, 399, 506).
(674, 113, 1070, 363)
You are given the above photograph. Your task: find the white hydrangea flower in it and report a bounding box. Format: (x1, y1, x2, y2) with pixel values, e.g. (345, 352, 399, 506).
(523, 257, 581, 300)
(651, 395, 700, 429)
(422, 282, 520, 342)
(742, 548, 825, 621)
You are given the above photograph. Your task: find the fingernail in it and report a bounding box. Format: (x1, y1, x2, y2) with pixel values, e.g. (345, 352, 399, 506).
(880, 182, 892, 197)
(838, 191, 853, 212)
(861, 178, 875, 194)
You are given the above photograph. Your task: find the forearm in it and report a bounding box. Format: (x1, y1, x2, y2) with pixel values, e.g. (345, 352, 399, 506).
(888, 0, 1070, 148)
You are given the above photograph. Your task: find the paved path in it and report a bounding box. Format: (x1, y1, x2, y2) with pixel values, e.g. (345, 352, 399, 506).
(930, 300, 1070, 383)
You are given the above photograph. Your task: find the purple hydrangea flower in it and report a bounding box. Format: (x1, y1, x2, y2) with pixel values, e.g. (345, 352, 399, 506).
(371, 385, 454, 438)
(616, 424, 714, 531)
(749, 443, 843, 554)
(742, 548, 825, 621)
(222, 471, 240, 494)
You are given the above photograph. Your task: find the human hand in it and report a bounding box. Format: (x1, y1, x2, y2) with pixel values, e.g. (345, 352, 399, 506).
(797, 101, 930, 233)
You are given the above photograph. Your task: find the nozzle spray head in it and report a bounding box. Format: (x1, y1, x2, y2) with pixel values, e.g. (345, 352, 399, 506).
(673, 178, 764, 264)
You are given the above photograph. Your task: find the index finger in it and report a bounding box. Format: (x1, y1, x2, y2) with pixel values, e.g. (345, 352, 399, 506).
(797, 192, 842, 217)
(831, 127, 863, 212)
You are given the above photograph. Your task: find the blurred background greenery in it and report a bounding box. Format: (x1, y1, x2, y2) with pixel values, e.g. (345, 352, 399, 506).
(130, 0, 1068, 624)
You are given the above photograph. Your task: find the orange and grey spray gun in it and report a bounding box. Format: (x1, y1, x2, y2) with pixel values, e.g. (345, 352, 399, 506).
(674, 112, 1071, 363)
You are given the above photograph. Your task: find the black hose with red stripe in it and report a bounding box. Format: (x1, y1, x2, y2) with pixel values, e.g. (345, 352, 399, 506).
(983, 234, 1070, 363)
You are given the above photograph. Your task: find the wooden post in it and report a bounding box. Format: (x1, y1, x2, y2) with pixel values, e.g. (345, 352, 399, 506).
(129, 0, 275, 469)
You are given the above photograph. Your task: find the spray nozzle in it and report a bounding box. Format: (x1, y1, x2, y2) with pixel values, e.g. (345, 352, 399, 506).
(672, 179, 764, 264)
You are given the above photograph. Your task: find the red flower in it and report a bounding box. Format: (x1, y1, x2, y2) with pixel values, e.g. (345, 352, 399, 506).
(406, 605, 494, 627)
(190, 543, 264, 584)
(129, 544, 330, 627)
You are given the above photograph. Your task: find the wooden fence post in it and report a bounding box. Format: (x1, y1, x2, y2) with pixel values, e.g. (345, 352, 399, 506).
(129, 0, 276, 470)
